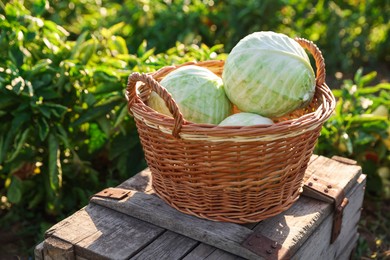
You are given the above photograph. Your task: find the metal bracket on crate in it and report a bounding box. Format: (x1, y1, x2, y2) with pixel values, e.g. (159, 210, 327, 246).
(242, 230, 291, 260)
(93, 187, 130, 200)
(302, 174, 349, 244)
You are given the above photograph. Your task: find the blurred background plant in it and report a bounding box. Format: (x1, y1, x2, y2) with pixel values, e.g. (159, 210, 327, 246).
(0, 0, 389, 258)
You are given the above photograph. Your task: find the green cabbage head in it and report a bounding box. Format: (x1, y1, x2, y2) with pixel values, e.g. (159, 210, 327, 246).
(148, 65, 232, 124)
(219, 112, 273, 126)
(222, 31, 316, 118)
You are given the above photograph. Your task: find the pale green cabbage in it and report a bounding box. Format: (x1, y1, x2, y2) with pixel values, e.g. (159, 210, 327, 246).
(219, 112, 273, 126)
(222, 31, 316, 118)
(148, 65, 232, 124)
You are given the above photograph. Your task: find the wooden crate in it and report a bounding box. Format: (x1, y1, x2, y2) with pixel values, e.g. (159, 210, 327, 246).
(35, 155, 366, 260)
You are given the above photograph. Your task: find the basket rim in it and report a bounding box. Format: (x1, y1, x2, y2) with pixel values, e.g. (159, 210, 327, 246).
(129, 81, 334, 141)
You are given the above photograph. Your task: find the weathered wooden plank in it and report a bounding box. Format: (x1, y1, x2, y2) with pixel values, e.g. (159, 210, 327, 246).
(130, 230, 198, 260)
(34, 242, 44, 260)
(45, 203, 165, 260)
(42, 236, 75, 260)
(182, 243, 217, 260)
(303, 155, 362, 193)
(183, 242, 249, 260)
(75, 257, 89, 260)
(337, 232, 359, 260)
(90, 191, 258, 259)
(117, 168, 154, 193)
(202, 249, 245, 260)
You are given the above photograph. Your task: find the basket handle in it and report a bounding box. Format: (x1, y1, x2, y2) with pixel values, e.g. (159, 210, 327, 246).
(126, 72, 184, 138)
(294, 37, 326, 87)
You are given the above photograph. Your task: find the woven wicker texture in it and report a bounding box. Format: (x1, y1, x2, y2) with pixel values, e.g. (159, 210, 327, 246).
(126, 38, 336, 223)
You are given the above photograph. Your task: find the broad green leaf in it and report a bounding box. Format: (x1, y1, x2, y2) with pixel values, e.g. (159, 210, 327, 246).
(108, 22, 126, 35)
(38, 105, 52, 118)
(347, 114, 388, 124)
(55, 124, 70, 148)
(71, 100, 120, 127)
(356, 83, 390, 95)
(35, 87, 60, 99)
(37, 117, 49, 141)
(5, 2, 29, 18)
(32, 0, 48, 16)
(113, 104, 129, 128)
(6, 128, 30, 163)
(331, 89, 342, 98)
(0, 95, 16, 110)
(209, 44, 224, 53)
(94, 82, 122, 94)
(44, 103, 68, 118)
(0, 112, 30, 163)
(80, 38, 98, 65)
(43, 20, 69, 37)
(28, 189, 44, 209)
(96, 117, 111, 136)
(7, 176, 23, 204)
(137, 40, 148, 56)
(29, 59, 52, 76)
(140, 48, 156, 62)
(0, 136, 4, 165)
(111, 36, 128, 55)
(93, 69, 119, 83)
(88, 123, 107, 153)
(353, 69, 362, 87)
(10, 46, 24, 68)
(70, 31, 89, 59)
(48, 133, 62, 191)
(359, 71, 377, 87)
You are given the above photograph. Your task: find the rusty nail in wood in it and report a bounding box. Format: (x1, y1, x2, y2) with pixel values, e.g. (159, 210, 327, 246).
(327, 184, 332, 189)
(266, 249, 273, 254)
(308, 182, 313, 187)
(324, 188, 329, 193)
(271, 243, 277, 249)
(313, 177, 318, 181)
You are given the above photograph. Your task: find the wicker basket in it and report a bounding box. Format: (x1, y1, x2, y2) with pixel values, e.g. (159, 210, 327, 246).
(126, 38, 335, 223)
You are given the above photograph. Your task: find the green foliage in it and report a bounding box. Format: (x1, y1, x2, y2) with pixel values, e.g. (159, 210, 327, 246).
(316, 69, 390, 198)
(33, 0, 389, 76)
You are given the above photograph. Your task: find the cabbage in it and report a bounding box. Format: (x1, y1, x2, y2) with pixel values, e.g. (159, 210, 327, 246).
(148, 65, 232, 124)
(222, 31, 316, 118)
(219, 112, 273, 126)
